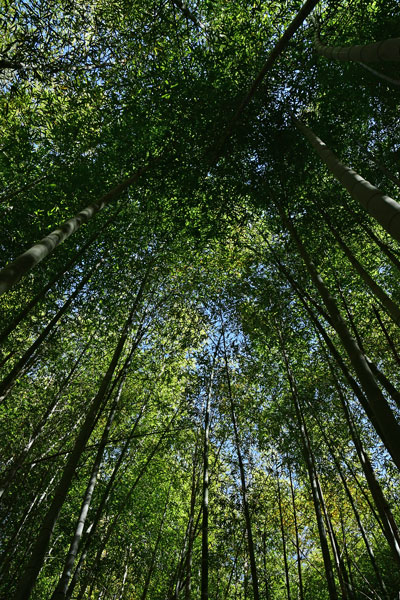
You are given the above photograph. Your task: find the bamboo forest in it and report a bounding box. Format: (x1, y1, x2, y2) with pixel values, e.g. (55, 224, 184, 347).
(2, 0, 400, 598)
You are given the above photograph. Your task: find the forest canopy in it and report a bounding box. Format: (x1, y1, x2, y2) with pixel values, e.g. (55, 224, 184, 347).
(1, 0, 400, 599)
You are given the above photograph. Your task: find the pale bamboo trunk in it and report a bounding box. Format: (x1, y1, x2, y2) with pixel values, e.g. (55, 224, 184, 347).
(293, 117, 400, 243)
(314, 28, 400, 63)
(0, 159, 159, 295)
(281, 208, 400, 470)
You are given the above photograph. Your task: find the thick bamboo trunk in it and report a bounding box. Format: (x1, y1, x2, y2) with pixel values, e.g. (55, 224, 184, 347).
(0, 158, 160, 295)
(293, 117, 400, 243)
(281, 208, 400, 470)
(330, 269, 400, 410)
(0, 203, 122, 345)
(342, 455, 384, 535)
(267, 244, 388, 444)
(314, 28, 400, 63)
(321, 348, 400, 563)
(331, 269, 400, 407)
